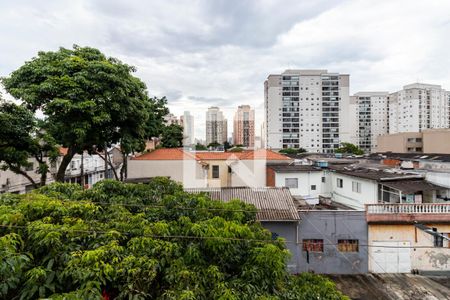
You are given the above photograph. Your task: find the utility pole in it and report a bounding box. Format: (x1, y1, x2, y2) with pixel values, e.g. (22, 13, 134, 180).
(80, 152, 85, 188)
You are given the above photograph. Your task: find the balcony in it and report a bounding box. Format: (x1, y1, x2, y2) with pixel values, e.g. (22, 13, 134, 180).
(366, 203, 450, 224)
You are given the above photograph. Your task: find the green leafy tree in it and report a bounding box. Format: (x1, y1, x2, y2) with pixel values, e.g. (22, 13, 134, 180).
(223, 141, 232, 151)
(0, 101, 58, 188)
(195, 143, 207, 151)
(279, 148, 308, 155)
(335, 143, 364, 155)
(2, 45, 157, 182)
(228, 147, 244, 152)
(161, 124, 184, 148)
(0, 179, 349, 299)
(207, 142, 221, 149)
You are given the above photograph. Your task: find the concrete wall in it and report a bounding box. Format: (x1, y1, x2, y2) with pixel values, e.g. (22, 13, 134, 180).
(423, 129, 450, 154)
(262, 221, 299, 273)
(297, 210, 368, 274)
(377, 132, 423, 153)
(274, 171, 324, 197)
(127, 159, 207, 188)
(368, 224, 450, 274)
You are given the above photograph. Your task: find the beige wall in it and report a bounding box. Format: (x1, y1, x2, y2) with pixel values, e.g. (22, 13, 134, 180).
(423, 129, 450, 154)
(127, 159, 207, 188)
(377, 132, 423, 153)
(369, 224, 450, 272)
(205, 160, 231, 187)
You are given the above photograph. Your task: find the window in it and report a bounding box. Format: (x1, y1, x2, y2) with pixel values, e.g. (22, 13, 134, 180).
(352, 181, 361, 193)
(212, 165, 220, 178)
(303, 239, 323, 252)
(337, 178, 343, 188)
(311, 185, 316, 191)
(338, 240, 359, 252)
(321, 177, 326, 183)
(285, 178, 298, 188)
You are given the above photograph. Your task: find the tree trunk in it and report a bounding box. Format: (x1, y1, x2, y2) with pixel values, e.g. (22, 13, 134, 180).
(40, 169, 47, 187)
(96, 151, 119, 181)
(104, 145, 108, 179)
(9, 165, 38, 189)
(56, 147, 76, 182)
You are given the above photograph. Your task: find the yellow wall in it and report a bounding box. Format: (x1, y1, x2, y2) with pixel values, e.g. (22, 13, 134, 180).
(368, 224, 450, 272)
(206, 160, 231, 187)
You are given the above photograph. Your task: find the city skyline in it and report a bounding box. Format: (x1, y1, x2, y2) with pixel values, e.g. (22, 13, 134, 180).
(2, 1, 450, 139)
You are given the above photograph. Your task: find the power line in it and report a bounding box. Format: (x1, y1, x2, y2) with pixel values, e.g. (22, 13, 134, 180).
(0, 224, 448, 250)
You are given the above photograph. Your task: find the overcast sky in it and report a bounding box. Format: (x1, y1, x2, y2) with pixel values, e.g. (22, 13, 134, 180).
(2, 0, 450, 140)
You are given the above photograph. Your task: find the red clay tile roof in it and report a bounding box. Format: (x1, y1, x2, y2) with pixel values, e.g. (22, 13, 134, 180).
(132, 148, 197, 160)
(132, 148, 290, 161)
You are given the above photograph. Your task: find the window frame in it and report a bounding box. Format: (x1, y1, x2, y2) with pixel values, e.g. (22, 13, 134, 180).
(337, 239, 359, 252)
(285, 178, 298, 188)
(337, 178, 343, 188)
(212, 165, 220, 179)
(302, 239, 324, 252)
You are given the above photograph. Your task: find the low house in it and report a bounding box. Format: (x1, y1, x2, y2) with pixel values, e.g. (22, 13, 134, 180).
(128, 148, 291, 188)
(366, 203, 450, 274)
(330, 168, 448, 209)
(266, 163, 325, 204)
(297, 201, 368, 274)
(186, 187, 300, 272)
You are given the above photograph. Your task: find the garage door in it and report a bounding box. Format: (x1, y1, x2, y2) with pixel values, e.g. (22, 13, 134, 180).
(371, 241, 411, 273)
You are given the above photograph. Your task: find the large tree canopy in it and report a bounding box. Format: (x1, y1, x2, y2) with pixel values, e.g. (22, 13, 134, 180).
(0, 101, 58, 187)
(160, 123, 184, 148)
(2, 45, 160, 182)
(0, 178, 348, 299)
(335, 143, 364, 155)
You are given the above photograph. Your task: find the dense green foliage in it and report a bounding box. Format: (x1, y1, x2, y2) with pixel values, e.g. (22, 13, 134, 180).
(160, 124, 184, 148)
(228, 147, 244, 152)
(2, 45, 167, 182)
(335, 143, 364, 155)
(0, 179, 348, 299)
(195, 143, 207, 151)
(279, 148, 307, 155)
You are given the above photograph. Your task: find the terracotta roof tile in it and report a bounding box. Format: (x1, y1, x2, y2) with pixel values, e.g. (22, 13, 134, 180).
(132, 148, 291, 161)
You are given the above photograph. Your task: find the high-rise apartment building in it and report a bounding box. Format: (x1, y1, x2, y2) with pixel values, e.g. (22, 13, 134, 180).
(264, 69, 352, 153)
(180, 111, 194, 146)
(388, 83, 450, 134)
(233, 105, 255, 148)
(163, 113, 180, 125)
(352, 92, 389, 153)
(206, 106, 227, 145)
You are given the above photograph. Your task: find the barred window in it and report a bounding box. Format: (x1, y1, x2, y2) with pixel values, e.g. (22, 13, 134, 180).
(302, 239, 323, 252)
(338, 239, 359, 252)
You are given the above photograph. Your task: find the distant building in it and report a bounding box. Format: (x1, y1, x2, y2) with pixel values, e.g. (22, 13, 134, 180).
(388, 83, 450, 134)
(233, 105, 255, 148)
(180, 111, 194, 146)
(264, 69, 354, 153)
(163, 113, 180, 125)
(377, 129, 450, 154)
(352, 92, 389, 153)
(206, 106, 227, 145)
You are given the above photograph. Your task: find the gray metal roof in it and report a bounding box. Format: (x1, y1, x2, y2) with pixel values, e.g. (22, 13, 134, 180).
(185, 187, 300, 221)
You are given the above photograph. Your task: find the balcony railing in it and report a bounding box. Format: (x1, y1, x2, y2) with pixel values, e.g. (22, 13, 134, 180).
(367, 203, 450, 214)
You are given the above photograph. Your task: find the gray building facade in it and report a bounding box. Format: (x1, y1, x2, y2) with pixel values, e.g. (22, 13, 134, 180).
(297, 210, 368, 274)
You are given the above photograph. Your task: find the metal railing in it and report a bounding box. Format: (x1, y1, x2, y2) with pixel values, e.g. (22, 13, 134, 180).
(366, 203, 450, 214)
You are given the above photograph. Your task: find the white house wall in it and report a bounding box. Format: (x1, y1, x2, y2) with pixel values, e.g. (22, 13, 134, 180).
(330, 172, 378, 209)
(275, 171, 324, 197)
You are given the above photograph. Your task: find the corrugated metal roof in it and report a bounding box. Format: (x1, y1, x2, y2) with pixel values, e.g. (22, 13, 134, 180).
(380, 180, 445, 194)
(185, 187, 300, 221)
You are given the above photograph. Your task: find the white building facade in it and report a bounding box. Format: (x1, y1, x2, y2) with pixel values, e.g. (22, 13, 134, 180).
(206, 106, 228, 145)
(388, 83, 450, 134)
(264, 69, 353, 153)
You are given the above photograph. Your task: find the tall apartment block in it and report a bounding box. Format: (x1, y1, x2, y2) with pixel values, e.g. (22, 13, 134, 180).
(163, 113, 180, 125)
(180, 111, 194, 146)
(233, 105, 255, 148)
(206, 106, 228, 145)
(388, 83, 450, 134)
(264, 70, 353, 153)
(352, 92, 389, 153)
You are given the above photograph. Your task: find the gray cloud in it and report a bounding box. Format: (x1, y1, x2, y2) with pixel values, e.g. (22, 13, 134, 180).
(2, 0, 450, 140)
